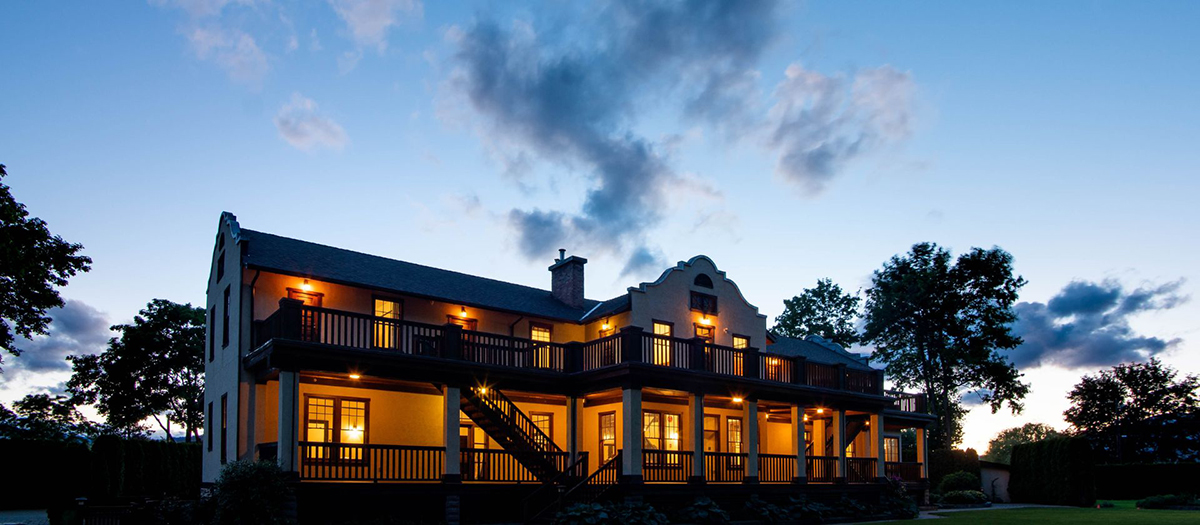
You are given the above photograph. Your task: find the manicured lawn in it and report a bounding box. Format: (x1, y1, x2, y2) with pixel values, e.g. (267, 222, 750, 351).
(884, 500, 1198, 524)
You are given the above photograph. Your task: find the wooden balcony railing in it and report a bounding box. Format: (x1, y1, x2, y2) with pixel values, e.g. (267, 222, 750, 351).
(757, 453, 795, 483)
(704, 452, 746, 483)
(884, 461, 924, 481)
(461, 448, 573, 483)
(298, 442, 443, 482)
(807, 456, 838, 483)
(846, 458, 878, 483)
(642, 450, 692, 482)
(254, 300, 927, 412)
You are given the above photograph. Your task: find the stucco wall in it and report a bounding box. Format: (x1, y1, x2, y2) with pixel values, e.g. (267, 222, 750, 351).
(203, 219, 245, 482)
(982, 465, 1011, 502)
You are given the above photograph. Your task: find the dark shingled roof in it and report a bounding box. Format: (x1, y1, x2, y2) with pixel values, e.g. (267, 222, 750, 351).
(764, 334, 877, 371)
(240, 228, 625, 322)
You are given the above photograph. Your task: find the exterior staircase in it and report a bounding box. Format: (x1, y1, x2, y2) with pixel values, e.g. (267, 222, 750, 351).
(459, 386, 565, 481)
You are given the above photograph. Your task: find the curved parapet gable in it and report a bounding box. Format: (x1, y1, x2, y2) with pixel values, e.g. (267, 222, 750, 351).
(629, 255, 767, 320)
(626, 255, 768, 350)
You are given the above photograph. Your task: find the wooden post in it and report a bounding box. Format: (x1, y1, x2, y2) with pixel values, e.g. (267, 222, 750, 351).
(568, 396, 580, 465)
(792, 356, 807, 385)
(277, 370, 299, 473)
(744, 400, 759, 483)
(689, 338, 706, 371)
(791, 405, 807, 484)
(833, 409, 846, 483)
(442, 324, 463, 360)
(621, 387, 643, 482)
(443, 386, 461, 482)
(743, 347, 760, 379)
(689, 393, 705, 483)
(872, 413, 886, 481)
(916, 426, 928, 480)
(620, 327, 644, 363)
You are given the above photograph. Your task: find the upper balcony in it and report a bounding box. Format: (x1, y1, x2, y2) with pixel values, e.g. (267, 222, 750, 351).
(252, 300, 927, 413)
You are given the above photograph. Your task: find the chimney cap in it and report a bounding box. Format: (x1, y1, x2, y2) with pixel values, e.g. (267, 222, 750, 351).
(558, 248, 566, 261)
(548, 254, 588, 271)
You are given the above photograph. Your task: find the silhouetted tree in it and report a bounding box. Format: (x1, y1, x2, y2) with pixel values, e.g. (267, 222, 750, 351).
(862, 242, 1030, 450)
(772, 278, 861, 347)
(0, 164, 92, 371)
(68, 299, 205, 441)
(1065, 358, 1199, 462)
(0, 393, 102, 442)
(982, 423, 1061, 464)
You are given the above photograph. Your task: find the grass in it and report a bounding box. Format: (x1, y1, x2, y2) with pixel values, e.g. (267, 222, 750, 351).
(877, 500, 1198, 524)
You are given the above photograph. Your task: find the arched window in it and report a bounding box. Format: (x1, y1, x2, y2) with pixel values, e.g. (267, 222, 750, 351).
(694, 274, 714, 288)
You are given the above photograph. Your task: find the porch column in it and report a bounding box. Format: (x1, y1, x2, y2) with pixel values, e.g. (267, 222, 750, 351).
(791, 405, 807, 483)
(915, 426, 928, 480)
(744, 400, 759, 483)
(689, 393, 704, 483)
(833, 409, 846, 483)
(443, 386, 461, 482)
(567, 396, 580, 465)
(277, 370, 299, 473)
(621, 387, 643, 481)
(872, 413, 886, 481)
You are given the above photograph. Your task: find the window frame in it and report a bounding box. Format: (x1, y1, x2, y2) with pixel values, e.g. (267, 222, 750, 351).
(207, 401, 214, 451)
(529, 411, 554, 441)
(302, 394, 372, 447)
(208, 306, 216, 361)
(884, 436, 901, 463)
(371, 296, 404, 349)
(221, 286, 230, 348)
(726, 416, 743, 454)
(446, 315, 478, 330)
(689, 291, 719, 314)
(599, 411, 617, 463)
(693, 323, 715, 343)
(703, 414, 720, 452)
(220, 393, 228, 464)
(529, 322, 553, 343)
(216, 251, 225, 282)
(732, 334, 750, 350)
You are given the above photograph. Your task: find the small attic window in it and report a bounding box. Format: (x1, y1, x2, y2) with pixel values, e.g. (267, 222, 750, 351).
(694, 274, 714, 288)
(217, 233, 225, 250)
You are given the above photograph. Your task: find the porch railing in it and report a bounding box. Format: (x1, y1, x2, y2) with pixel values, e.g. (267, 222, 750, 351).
(642, 450, 692, 482)
(255, 301, 928, 412)
(704, 452, 746, 483)
(884, 461, 924, 481)
(807, 456, 838, 483)
(846, 458, 878, 483)
(757, 453, 795, 483)
(461, 448, 573, 483)
(297, 442, 443, 482)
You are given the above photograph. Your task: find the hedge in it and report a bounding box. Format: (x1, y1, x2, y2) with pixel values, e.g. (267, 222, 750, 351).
(1009, 436, 1096, 507)
(1094, 463, 1200, 500)
(0, 437, 201, 509)
(928, 448, 980, 491)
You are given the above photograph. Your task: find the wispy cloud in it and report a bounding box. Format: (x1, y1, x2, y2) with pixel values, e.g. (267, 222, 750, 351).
(328, 0, 422, 53)
(1009, 278, 1189, 369)
(187, 26, 269, 88)
(767, 64, 915, 194)
(274, 93, 349, 151)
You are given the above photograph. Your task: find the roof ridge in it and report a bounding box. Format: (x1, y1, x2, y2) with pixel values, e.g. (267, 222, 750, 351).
(240, 228, 605, 305)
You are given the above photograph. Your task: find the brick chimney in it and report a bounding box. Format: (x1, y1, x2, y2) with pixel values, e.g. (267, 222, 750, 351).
(549, 249, 587, 309)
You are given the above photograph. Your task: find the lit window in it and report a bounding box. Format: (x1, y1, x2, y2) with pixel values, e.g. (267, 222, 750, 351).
(531, 324, 551, 342)
(703, 415, 719, 452)
(340, 400, 366, 460)
(652, 321, 672, 366)
(530, 412, 553, 446)
(643, 410, 682, 464)
(599, 412, 616, 462)
(306, 397, 334, 458)
(530, 323, 553, 368)
(373, 298, 402, 348)
(695, 324, 715, 343)
(727, 417, 743, 454)
(689, 291, 718, 314)
(732, 335, 749, 350)
(885, 436, 900, 463)
(304, 396, 369, 460)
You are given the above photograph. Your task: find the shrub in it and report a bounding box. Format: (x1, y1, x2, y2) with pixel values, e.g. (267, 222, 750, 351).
(0, 439, 91, 509)
(786, 495, 830, 522)
(1009, 436, 1096, 507)
(883, 476, 920, 519)
(939, 470, 980, 493)
(742, 495, 787, 523)
(928, 448, 980, 490)
(212, 460, 293, 525)
(677, 497, 730, 525)
(554, 502, 666, 525)
(941, 490, 988, 505)
(1095, 463, 1200, 500)
(1137, 494, 1198, 509)
(832, 495, 868, 517)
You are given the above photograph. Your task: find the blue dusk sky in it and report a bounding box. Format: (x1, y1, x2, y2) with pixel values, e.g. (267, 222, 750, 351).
(1, 1, 1197, 451)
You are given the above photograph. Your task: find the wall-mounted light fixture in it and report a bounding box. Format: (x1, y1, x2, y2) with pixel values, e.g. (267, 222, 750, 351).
(803, 414, 809, 422)
(459, 306, 468, 318)
(300, 279, 313, 291)
(816, 408, 824, 414)
(732, 396, 744, 403)
(699, 314, 712, 325)
(348, 373, 361, 380)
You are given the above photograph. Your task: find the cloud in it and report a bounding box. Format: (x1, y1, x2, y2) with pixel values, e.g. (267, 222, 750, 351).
(451, 0, 780, 264)
(767, 64, 915, 194)
(186, 26, 269, 88)
(2, 299, 111, 383)
(620, 246, 667, 278)
(1008, 279, 1189, 369)
(328, 0, 422, 53)
(273, 93, 349, 151)
(152, 0, 255, 19)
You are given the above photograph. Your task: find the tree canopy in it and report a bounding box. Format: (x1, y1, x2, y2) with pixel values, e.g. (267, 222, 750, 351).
(772, 278, 861, 348)
(67, 299, 206, 441)
(0, 164, 93, 370)
(0, 393, 103, 442)
(982, 422, 1061, 464)
(862, 242, 1029, 450)
(1064, 358, 1199, 462)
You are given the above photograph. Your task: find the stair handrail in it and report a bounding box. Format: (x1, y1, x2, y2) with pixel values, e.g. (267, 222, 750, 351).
(470, 387, 563, 454)
(521, 452, 591, 521)
(562, 450, 622, 501)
